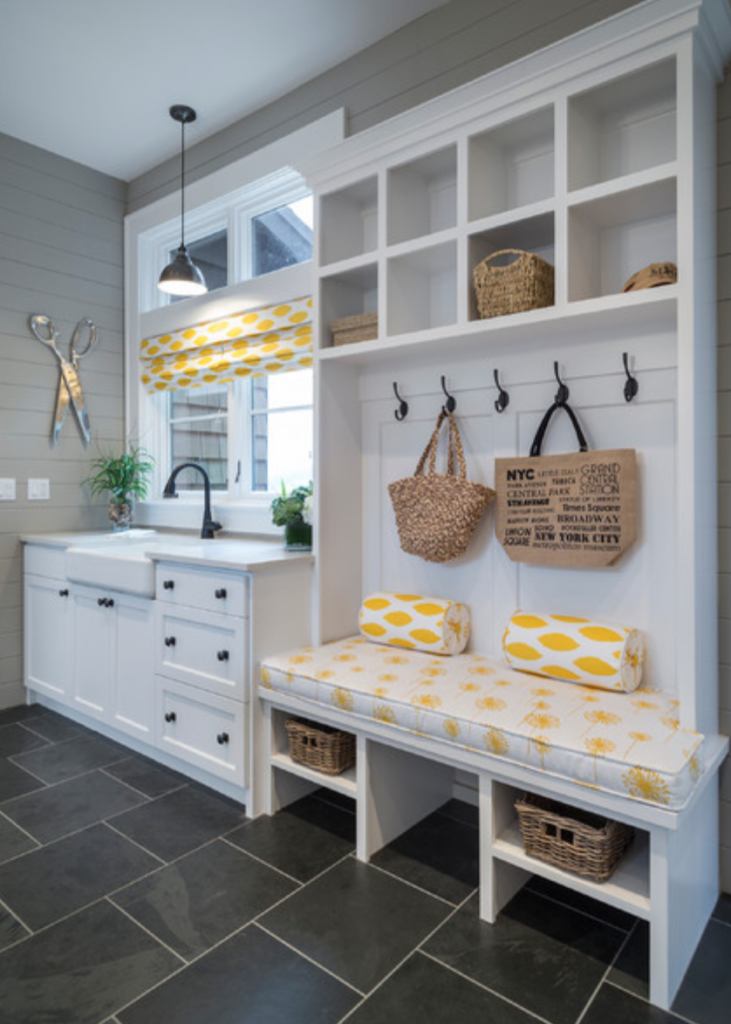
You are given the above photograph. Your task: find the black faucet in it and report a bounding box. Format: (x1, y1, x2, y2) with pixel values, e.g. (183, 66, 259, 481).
(163, 462, 222, 539)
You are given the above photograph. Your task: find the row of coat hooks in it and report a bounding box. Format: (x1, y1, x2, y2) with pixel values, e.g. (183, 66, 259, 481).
(391, 353, 639, 420)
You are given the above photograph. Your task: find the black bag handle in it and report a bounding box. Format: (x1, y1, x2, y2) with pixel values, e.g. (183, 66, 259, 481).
(530, 400, 589, 457)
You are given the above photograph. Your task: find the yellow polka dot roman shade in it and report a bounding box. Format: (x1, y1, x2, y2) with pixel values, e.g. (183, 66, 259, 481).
(139, 296, 313, 393)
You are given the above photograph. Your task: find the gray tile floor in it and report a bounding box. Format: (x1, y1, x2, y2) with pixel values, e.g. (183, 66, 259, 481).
(0, 703, 729, 1024)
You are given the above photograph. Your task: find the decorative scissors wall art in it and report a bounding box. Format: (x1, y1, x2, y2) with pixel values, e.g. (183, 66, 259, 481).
(29, 314, 98, 446)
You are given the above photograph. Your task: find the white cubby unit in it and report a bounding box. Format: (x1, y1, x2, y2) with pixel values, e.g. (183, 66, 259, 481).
(279, 0, 731, 1010)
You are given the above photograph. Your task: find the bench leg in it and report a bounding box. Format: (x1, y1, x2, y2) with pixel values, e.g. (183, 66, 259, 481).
(356, 735, 454, 861)
(648, 780, 720, 1010)
(479, 775, 529, 922)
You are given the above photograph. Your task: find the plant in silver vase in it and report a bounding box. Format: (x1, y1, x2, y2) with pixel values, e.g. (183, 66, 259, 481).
(84, 446, 155, 531)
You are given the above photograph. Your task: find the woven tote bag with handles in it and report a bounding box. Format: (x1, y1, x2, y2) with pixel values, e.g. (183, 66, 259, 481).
(388, 410, 494, 563)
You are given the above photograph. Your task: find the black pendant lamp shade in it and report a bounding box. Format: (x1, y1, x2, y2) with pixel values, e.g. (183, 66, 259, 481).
(158, 105, 207, 297)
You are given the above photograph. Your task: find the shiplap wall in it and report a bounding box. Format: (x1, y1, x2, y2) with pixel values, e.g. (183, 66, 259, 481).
(125, 0, 731, 890)
(0, 132, 125, 708)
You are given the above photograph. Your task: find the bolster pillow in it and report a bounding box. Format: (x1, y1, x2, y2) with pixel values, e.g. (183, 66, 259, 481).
(502, 611, 644, 692)
(359, 592, 470, 655)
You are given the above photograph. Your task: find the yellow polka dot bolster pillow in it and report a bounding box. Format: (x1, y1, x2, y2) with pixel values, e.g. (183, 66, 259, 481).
(359, 593, 470, 655)
(502, 611, 644, 692)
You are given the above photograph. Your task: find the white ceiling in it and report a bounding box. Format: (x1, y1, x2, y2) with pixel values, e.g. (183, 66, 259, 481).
(0, 0, 447, 182)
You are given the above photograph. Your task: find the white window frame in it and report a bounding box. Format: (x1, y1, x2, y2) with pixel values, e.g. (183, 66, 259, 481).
(124, 110, 344, 534)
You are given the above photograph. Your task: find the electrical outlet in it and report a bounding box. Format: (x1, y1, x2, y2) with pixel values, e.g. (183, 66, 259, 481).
(0, 479, 16, 501)
(27, 479, 50, 501)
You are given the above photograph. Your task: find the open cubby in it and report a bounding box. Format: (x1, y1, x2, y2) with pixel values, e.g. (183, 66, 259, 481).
(387, 145, 457, 245)
(387, 242, 457, 335)
(468, 213, 555, 321)
(568, 177, 676, 301)
(319, 177, 378, 265)
(320, 264, 378, 347)
(468, 107, 554, 220)
(568, 59, 676, 191)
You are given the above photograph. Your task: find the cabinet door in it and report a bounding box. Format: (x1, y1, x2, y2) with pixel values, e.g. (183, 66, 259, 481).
(71, 587, 112, 720)
(110, 594, 154, 742)
(24, 574, 72, 701)
(156, 676, 245, 785)
(156, 605, 245, 701)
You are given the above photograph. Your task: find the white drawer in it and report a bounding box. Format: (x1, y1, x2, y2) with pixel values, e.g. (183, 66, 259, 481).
(155, 563, 247, 616)
(24, 544, 66, 580)
(155, 676, 245, 786)
(156, 605, 245, 701)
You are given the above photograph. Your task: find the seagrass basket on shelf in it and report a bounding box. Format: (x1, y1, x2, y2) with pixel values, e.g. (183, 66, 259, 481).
(285, 717, 356, 775)
(473, 249, 554, 319)
(515, 792, 634, 882)
(331, 312, 378, 346)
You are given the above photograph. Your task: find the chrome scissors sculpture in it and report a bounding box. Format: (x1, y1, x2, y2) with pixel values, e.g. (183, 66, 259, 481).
(29, 314, 98, 445)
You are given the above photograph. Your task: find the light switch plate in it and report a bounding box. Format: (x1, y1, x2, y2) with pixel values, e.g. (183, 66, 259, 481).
(0, 478, 16, 501)
(27, 478, 50, 500)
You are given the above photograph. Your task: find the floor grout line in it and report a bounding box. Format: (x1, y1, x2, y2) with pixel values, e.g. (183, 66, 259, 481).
(365, 855, 466, 907)
(108, 898, 189, 966)
(253, 921, 366, 997)
(218, 834, 306, 886)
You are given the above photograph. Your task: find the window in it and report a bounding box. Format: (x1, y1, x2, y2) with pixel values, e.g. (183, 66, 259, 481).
(252, 197, 313, 277)
(250, 370, 313, 492)
(168, 386, 228, 490)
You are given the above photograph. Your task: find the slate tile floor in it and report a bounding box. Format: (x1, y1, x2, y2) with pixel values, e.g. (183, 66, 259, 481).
(0, 704, 728, 1024)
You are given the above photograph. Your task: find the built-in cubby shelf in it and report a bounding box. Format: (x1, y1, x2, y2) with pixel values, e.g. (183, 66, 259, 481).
(387, 145, 457, 244)
(320, 177, 378, 266)
(387, 241, 457, 335)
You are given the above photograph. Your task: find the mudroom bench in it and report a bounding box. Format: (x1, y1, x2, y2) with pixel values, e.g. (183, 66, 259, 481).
(258, 637, 728, 1010)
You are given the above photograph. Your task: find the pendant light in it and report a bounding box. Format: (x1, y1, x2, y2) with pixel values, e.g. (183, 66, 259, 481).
(158, 105, 207, 297)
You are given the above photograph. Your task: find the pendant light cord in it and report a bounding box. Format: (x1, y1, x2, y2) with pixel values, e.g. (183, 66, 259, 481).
(180, 116, 186, 249)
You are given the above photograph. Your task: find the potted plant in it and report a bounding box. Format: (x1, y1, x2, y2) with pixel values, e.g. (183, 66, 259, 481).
(85, 446, 155, 531)
(271, 481, 313, 550)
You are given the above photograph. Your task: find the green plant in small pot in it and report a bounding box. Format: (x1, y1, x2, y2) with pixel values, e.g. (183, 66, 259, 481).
(85, 446, 155, 531)
(271, 481, 313, 551)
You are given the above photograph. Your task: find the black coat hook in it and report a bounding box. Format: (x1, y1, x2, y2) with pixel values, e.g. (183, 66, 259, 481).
(493, 369, 509, 413)
(622, 352, 639, 402)
(554, 361, 569, 404)
(393, 381, 408, 421)
(441, 376, 456, 413)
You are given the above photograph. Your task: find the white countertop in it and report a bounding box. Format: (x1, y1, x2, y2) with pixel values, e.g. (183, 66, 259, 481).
(20, 529, 314, 573)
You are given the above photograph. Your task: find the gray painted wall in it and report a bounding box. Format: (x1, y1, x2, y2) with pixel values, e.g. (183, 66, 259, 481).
(0, 133, 126, 708)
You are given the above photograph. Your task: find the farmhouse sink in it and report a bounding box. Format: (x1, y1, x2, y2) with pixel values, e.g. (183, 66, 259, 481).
(65, 543, 158, 597)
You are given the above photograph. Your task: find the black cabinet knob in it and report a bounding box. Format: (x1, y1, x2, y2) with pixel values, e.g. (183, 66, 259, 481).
(163, 580, 175, 590)
(97, 597, 106, 606)
(164, 636, 176, 647)
(217, 732, 229, 745)
(164, 711, 177, 723)
(217, 650, 230, 662)
(106, 598, 115, 608)
(59, 589, 69, 597)
(215, 588, 227, 599)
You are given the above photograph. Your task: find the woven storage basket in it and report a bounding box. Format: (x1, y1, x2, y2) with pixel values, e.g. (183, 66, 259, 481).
(331, 312, 378, 346)
(473, 249, 554, 318)
(285, 717, 356, 775)
(622, 262, 677, 293)
(515, 793, 634, 882)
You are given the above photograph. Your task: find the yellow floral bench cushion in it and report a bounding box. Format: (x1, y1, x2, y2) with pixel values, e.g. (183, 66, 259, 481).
(260, 636, 706, 810)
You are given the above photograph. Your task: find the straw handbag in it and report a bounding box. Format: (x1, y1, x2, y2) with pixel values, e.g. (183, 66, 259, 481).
(388, 410, 494, 563)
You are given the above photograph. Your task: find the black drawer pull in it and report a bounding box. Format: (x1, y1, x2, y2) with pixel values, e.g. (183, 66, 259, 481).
(59, 589, 69, 597)
(215, 588, 227, 599)
(217, 650, 230, 662)
(97, 596, 105, 606)
(217, 732, 229, 745)
(164, 711, 177, 723)
(164, 636, 177, 647)
(163, 580, 175, 590)
(106, 598, 115, 608)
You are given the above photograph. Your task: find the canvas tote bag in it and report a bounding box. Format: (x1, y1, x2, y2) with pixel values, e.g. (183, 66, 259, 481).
(389, 410, 495, 563)
(494, 400, 638, 567)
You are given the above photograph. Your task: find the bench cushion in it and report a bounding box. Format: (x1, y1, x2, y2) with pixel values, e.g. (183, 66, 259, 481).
(260, 636, 707, 810)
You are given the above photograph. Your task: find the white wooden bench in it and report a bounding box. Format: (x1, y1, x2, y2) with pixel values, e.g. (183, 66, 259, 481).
(258, 637, 728, 1011)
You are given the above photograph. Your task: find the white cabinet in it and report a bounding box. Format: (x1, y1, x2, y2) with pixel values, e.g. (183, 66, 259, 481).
(154, 562, 249, 785)
(24, 573, 72, 701)
(71, 586, 154, 740)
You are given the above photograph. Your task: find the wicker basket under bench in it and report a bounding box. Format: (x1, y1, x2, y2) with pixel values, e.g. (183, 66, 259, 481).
(515, 792, 635, 882)
(285, 717, 356, 775)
